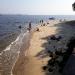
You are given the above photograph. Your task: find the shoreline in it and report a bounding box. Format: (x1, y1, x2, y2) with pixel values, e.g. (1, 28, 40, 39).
(12, 20, 75, 75)
(1, 19, 75, 75)
(0, 27, 37, 75)
(12, 20, 61, 75)
(0, 22, 39, 54)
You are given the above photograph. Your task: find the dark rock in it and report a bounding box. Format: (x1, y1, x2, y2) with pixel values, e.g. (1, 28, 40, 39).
(59, 68, 63, 73)
(47, 22, 49, 24)
(50, 35, 62, 41)
(43, 23, 45, 26)
(48, 58, 55, 66)
(55, 35, 62, 41)
(50, 35, 56, 40)
(49, 54, 53, 58)
(36, 28, 39, 31)
(55, 50, 62, 56)
(48, 68, 53, 72)
(42, 66, 47, 70)
(49, 52, 53, 57)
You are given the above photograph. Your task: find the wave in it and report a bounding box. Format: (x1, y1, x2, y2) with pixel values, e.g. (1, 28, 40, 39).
(1, 26, 37, 75)
(3, 28, 26, 51)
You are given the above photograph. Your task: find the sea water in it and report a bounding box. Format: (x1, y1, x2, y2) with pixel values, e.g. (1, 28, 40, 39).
(0, 15, 75, 52)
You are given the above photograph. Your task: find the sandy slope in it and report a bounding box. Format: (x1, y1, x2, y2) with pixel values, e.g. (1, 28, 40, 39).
(12, 20, 60, 75)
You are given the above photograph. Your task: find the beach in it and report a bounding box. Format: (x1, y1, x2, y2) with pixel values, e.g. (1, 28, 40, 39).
(1, 19, 75, 75)
(12, 20, 61, 75)
(0, 0, 75, 74)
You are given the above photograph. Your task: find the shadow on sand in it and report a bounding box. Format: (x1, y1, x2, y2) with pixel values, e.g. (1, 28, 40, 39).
(35, 21, 75, 75)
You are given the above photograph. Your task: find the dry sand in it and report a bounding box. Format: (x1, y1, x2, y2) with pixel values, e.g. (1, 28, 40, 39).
(12, 20, 60, 75)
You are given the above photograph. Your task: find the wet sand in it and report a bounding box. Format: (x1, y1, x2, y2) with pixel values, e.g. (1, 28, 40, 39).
(12, 20, 60, 75)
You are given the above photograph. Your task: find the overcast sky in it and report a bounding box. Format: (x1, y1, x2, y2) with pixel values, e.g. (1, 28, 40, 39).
(0, 0, 75, 15)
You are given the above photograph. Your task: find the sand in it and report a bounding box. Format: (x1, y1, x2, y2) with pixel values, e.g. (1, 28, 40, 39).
(12, 20, 60, 75)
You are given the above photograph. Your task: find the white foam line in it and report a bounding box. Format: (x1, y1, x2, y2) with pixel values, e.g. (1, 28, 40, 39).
(3, 31, 28, 52)
(3, 34, 21, 52)
(4, 44, 11, 51)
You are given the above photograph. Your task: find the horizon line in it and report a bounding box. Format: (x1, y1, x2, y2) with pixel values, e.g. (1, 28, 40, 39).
(0, 14, 75, 16)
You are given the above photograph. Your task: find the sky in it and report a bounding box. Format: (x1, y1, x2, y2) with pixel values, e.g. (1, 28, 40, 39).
(0, 0, 75, 15)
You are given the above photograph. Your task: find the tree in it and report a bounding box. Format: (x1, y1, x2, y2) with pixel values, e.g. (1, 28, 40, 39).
(72, 2, 75, 11)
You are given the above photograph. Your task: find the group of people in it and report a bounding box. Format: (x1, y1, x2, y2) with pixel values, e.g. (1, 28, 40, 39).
(27, 20, 44, 32)
(19, 20, 44, 32)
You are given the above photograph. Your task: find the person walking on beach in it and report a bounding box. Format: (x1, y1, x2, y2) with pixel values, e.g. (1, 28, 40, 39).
(40, 20, 43, 26)
(40, 20, 43, 23)
(28, 22, 32, 32)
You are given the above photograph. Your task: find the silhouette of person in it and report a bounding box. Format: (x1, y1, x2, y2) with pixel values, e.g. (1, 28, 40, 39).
(28, 22, 31, 32)
(41, 20, 43, 24)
